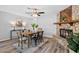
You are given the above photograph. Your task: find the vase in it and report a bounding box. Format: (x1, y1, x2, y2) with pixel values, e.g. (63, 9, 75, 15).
(32, 28, 37, 32)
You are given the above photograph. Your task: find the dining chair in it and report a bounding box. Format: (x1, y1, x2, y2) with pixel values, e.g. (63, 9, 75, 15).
(38, 31, 44, 43)
(16, 30, 27, 49)
(31, 31, 44, 46)
(31, 33, 38, 46)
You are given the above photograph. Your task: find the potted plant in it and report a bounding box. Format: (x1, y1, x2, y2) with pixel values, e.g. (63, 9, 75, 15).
(60, 16, 66, 22)
(67, 33, 79, 53)
(31, 23, 38, 32)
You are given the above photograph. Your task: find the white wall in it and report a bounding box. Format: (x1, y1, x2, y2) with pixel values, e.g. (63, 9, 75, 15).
(0, 11, 33, 41)
(37, 14, 57, 37)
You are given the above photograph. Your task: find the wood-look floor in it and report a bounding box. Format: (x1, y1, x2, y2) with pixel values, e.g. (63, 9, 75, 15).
(0, 38, 69, 53)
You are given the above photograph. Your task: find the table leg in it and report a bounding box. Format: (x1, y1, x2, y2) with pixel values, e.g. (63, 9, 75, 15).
(21, 41, 23, 49)
(28, 36, 30, 48)
(21, 36, 23, 49)
(10, 31, 12, 40)
(28, 36, 32, 48)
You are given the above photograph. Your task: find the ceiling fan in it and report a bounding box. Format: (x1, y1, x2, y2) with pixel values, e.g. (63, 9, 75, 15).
(25, 7, 45, 17)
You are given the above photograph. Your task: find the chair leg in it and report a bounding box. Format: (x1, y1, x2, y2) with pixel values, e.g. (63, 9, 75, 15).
(28, 39, 30, 48)
(35, 39, 37, 46)
(41, 38, 43, 42)
(18, 41, 20, 47)
(38, 39, 40, 44)
(21, 40, 23, 49)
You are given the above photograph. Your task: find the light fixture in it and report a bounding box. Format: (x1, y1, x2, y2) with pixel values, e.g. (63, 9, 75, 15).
(10, 21, 16, 27)
(10, 19, 26, 30)
(22, 22, 26, 26)
(10, 21, 16, 30)
(32, 13, 38, 17)
(32, 8, 38, 17)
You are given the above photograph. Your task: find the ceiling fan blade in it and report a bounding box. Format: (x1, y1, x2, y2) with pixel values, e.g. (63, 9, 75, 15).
(38, 12, 45, 14)
(37, 14, 40, 16)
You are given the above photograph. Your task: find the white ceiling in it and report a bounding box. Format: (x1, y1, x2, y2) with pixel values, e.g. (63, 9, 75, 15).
(0, 5, 70, 18)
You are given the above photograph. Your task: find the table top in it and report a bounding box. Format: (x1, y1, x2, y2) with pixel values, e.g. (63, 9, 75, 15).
(17, 30, 44, 37)
(22, 30, 44, 36)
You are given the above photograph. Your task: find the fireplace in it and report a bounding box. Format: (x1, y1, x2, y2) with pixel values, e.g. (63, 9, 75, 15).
(60, 29, 73, 39)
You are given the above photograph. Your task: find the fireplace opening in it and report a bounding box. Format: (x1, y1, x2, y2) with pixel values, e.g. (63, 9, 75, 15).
(60, 29, 73, 39)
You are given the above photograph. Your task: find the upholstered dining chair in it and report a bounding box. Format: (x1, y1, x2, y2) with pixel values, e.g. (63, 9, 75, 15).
(38, 31, 44, 43)
(16, 30, 27, 49)
(31, 33, 38, 46)
(31, 31, 44, 46)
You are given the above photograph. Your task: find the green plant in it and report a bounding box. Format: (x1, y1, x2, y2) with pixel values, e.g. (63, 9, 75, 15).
(60, 16, 66, 22)
(67, 33, 79, 53)
(31, 23, 38, 30)
(73, 33, 79, 44)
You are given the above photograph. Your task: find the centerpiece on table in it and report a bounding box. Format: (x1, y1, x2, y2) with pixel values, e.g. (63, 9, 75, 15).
(31, 23, 38, 32)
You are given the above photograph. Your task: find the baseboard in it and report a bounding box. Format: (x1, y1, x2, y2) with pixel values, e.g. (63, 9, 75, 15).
(0, 37, 10, 42)
(43, 35, 53, 39)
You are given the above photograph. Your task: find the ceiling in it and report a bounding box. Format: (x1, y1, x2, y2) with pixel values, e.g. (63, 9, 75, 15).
(0, 5, 70, 18)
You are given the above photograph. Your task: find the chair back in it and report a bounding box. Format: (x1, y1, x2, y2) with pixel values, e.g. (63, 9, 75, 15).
(38, 31, 44, 39)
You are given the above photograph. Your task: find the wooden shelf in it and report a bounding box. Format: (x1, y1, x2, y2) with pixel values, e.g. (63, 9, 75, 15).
(54, 20, 79, 26)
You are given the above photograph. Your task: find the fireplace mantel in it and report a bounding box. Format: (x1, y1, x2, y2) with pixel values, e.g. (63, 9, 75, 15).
(54, 20, 79, 26)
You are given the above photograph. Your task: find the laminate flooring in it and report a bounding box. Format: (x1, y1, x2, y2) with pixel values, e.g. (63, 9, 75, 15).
(0, 38, 69, 53)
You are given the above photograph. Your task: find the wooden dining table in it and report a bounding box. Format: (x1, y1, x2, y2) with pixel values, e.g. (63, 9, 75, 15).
(18, 30, 44, 49)
(22, 30, 44, 37)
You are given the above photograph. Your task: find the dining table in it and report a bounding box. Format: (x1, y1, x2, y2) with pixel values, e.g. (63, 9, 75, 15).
(18, 30, 44, 49)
